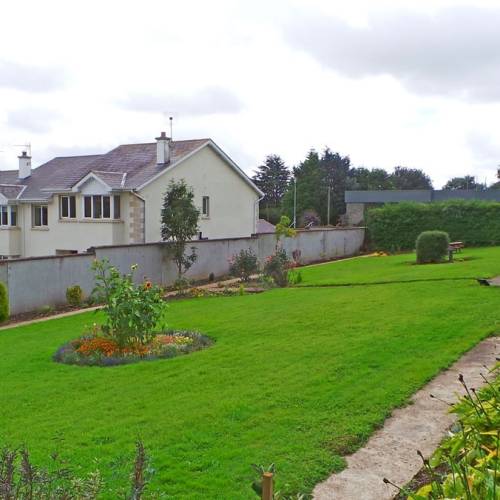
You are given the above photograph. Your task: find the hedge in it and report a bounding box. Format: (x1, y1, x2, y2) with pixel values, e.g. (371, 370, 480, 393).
(366, 200, 500, 251)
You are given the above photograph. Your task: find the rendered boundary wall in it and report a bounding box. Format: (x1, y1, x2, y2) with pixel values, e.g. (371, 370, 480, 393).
(0, 227, 364, 315)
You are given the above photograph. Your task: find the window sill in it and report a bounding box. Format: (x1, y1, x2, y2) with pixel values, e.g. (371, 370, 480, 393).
(0, 226, 20, 231)
(201, 216, 210, 220)
(31, 227, 49, 231)
(78, 219, 123, 223)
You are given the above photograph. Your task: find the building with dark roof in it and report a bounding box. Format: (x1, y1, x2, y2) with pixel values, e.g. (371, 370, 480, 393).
(344, 189, 500, 225)
(0, 134, 263, 258)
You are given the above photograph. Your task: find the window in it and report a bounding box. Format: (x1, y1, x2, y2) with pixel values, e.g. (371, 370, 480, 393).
(0, 206, 8, 226)
(9, 206, 16, 227)
(113, 195, 121, 219)
(33, 205, 48, 227)
(0, 206, 17, 227)
(60, 195, 76, 219)
(83, 195, 121, 219)
(202, 196, 210, 217)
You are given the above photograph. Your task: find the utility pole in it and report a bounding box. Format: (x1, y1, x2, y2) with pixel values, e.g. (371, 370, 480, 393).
(293, 176, 297, 228)
(327, 186, 331, 226)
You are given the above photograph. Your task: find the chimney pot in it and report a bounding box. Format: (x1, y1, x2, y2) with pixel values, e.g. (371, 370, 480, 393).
(156, 131, 171, 165)
(18, 151, 32, 179)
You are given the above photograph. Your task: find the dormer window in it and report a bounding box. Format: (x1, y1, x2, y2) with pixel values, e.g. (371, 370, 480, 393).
(83, 195, 121, 219)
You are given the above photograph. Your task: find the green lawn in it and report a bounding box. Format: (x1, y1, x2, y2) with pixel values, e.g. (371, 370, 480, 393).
(1, 247, 500, 498)
(298, 246, 500, 286)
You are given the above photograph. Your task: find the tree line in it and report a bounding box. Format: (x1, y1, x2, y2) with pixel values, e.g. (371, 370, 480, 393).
(252, 149, 499, 226)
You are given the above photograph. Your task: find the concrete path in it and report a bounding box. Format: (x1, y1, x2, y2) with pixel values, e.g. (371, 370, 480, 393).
(0, 306, 102, 331)
(313, 336, 499, 500)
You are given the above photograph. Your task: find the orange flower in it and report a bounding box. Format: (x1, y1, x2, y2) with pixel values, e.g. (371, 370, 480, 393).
(76, 337, 119, 357)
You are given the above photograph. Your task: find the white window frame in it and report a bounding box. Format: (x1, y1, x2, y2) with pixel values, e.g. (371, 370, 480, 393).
(83, 195, 120, 220)
(202, 196, 210, 218)
(60, 195, 76, 219)
(32, 205, 48, 227)
(0, 205, 17, 227)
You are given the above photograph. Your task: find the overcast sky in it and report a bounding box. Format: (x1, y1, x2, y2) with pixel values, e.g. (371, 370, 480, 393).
(1, 0, 500, 187)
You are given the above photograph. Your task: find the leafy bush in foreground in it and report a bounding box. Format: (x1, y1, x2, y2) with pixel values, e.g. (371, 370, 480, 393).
(387, 365, 500, 499)
(0, 440, 151, 499)
(416, 231, 450, 264)
(367, 200, 500, 251)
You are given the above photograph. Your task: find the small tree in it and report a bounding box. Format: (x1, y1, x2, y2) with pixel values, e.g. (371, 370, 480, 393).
(161, 180, 200, 280)
(275, 215, 296, 249)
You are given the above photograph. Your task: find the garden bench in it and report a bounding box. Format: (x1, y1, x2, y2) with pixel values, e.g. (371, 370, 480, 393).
(449, 241, 464, 253)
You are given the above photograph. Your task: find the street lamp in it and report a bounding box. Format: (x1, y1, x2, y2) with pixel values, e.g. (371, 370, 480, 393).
(293, 176, 297, 228)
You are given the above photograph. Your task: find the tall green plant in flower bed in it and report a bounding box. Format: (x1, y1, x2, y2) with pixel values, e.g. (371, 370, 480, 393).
(91, 259, 166, 347)
(367, 200, 500, 251)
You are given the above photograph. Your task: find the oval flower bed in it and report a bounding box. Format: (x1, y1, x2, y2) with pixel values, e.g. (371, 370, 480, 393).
(54, 259, 212, 367)
(54, 330, 212, 367)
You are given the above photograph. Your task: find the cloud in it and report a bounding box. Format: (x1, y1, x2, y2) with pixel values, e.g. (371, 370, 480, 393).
(7, 108, 60, 134)
(120, 86, 243, 116)
(0, 60, 66, 92)
(466, 131, 500, 164)
(284, 7, 500, 102)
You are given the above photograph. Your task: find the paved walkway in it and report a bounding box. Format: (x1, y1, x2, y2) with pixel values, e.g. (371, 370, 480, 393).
(313, 336, 499, 499)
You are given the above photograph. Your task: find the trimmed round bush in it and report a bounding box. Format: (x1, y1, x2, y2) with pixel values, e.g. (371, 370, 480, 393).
(416, 230, 450, 264)
(0, 281, 9, 322)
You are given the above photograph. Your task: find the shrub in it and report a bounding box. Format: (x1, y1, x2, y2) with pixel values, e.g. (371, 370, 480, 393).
(367, 200, 500, 251)
(91, 260, 167, 347)
(416, 231, 450, 264)
(388, 367, 500, 498)
(66, 284, 84, 306)
(0, 281, 8, 322)
(263, 249, 291, 287)
(0, 440, 151, 499)
(229, 249, 259, 282)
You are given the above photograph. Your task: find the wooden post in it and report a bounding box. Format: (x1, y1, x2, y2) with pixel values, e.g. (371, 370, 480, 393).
(262, 472, 273, 500)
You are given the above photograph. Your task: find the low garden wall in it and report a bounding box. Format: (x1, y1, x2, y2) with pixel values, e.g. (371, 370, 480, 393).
(0, 227, 364, 315)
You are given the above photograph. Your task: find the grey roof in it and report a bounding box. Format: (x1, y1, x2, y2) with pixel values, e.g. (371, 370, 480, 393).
(256, 218, 276, 234)
(0, 155, 102, 200)
(0, 139, 209, 201)
(0, 184, 25, 200)
(346, 190, 500, 203)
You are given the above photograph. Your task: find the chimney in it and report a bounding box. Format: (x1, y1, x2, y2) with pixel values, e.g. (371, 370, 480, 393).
(156, 131, 171, 165)
(18, 151, 31, 179)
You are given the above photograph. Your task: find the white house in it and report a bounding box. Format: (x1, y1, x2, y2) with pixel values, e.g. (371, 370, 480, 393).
(0, 134, 263, 258)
